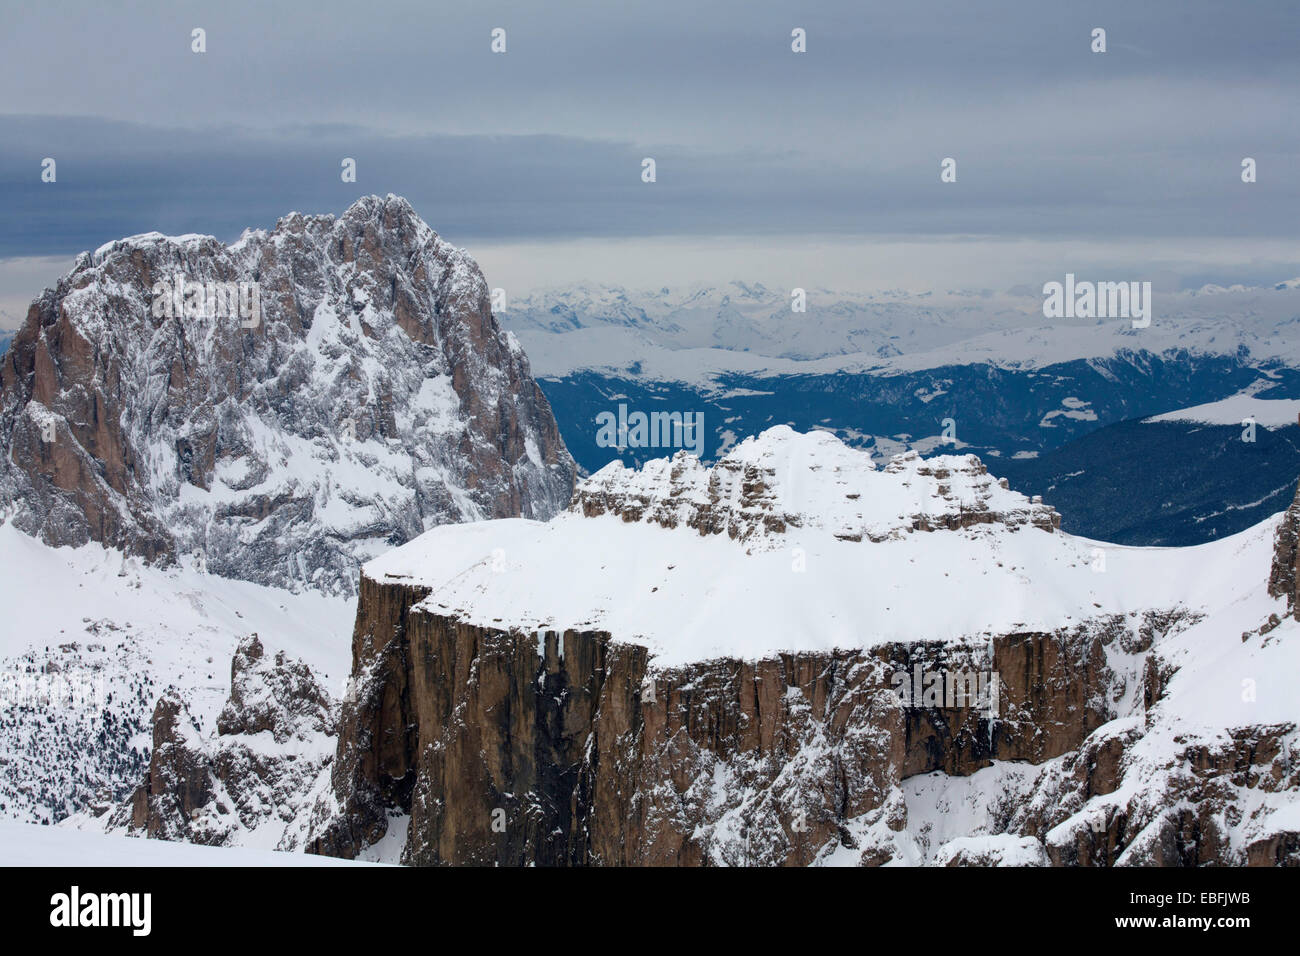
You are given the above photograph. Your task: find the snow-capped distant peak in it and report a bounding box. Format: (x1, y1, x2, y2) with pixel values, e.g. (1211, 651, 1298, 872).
(1191, 282, 1250, 296)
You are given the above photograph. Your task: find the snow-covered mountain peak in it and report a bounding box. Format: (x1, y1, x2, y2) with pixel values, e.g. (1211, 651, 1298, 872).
(570, 425, 1059, 545)
(0, 196, 576, 595)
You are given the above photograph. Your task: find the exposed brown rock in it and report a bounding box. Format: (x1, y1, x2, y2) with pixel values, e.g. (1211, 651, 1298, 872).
(1039, 723, 1300, 866)
(1269, 477, 1300, 618)
(128, 696, 212, 838)
(109, 635, 336, 848)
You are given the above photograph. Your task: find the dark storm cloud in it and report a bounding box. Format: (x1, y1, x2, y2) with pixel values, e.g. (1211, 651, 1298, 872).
(1, 113, 1296, 260)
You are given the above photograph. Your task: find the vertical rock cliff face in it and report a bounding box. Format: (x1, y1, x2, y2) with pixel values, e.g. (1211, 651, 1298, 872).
(311, 593, 1148, 866)
(301, 429, 1299, 865)
(0, 195, 576, 594)
(310, 591, 1219, 865)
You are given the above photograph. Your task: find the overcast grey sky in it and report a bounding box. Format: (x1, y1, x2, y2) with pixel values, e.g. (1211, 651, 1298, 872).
(2, 0, 1298, 325)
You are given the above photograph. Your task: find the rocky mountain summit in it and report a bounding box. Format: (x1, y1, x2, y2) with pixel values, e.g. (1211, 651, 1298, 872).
(572, 428, 1059, 544)
(0, 195, 576, 594)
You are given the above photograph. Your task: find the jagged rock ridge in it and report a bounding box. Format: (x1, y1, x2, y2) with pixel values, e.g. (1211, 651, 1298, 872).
(572, 427, 1060, 544)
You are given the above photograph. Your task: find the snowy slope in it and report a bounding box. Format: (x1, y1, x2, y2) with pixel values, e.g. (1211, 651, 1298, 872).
(1145, 395, 1300, 428)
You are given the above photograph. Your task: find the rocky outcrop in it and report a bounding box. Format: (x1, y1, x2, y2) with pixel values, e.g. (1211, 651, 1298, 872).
(1037, 722, 1300, 867)
(216, 636, 332, 742)
(0, 195, 576, 595)
(122, 696, 212, 841)
(107, 635, 335, 849)
(1269, 477, 1300, 617)
(572, 436, 1059, 546)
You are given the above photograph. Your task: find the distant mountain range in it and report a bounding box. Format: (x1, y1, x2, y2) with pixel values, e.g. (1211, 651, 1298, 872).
(503, 279, 1300, 378)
